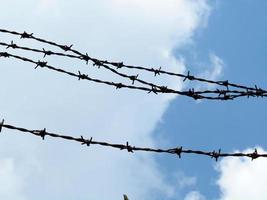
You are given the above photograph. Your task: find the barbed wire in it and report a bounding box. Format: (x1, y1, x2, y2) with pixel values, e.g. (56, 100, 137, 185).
(1, 51, 267, 100)
(0, 29, 266, 163)
(0, 41, 223, 99)
(0, 28, 266, 94)
(0, 41, 161, 92)
(0, 119, 265, 161)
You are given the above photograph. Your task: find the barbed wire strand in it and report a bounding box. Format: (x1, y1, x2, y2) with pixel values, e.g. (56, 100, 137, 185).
(0, 28, 266, 94)
(1, 51, 267, 100)
(0, 41, 165, 93)
(0, 51, 222, 100)
(0, 119, 265, 161)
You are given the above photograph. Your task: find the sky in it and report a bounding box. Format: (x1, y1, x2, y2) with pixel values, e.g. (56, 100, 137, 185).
(0, 0, 266, 200)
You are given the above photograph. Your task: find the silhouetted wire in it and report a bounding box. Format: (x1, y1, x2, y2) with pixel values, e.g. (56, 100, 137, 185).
(0, 29, 266, 163)
(0, 119, 265, 161)
(0, 28, 266, 94)
(1, 51, 267, 100)
(0, 41, 164, 93)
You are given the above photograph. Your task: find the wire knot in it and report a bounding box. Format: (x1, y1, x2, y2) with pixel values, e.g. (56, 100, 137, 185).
(245, 89, 254, 98)
(174, 146, 183, 158)
(188, 88, 202, 100)
(255, 85, 264, 97)
(115, 83, 124, 89)
(6, 41, 17, 49)
(217, 89, 227, 97)
(148, 86, 158, 94)
(130, 74, 139, 85)
(39, 128, 46, 140)
(159, 86, 169, 93)
(20, 31, 33, 39)
(35, 61, 47, 69)
(250, 149, 259, 161)
(183, 71, 195, 82)
(126, 142, 134, 153)
(78, 71, 88, 80)
(80, 53, 90, 65)
(120, 142, 134, 153)
(116, 62, 124, 69)
(211, 149, 221, 162)
(222, 94, 233, 100)
(81, 136, 93, 146)
(60, 44, 73, 51)
(92, 59, 103, 68)
(153, 67, 162, 76)
(219, 80, 229, 90)
(0, 52, 10, 58)
(42, 48, 53, 58)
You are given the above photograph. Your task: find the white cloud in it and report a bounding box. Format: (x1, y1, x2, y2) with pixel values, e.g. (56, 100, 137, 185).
(184, 191, 206, 200)
(194, 54, 224, 91)
(0, 0, 211, 199)
(0, 158, 26, 200)
(175, 172, 197, 189)
(205, 54, 224, 81)
(216, 147, 267, 200)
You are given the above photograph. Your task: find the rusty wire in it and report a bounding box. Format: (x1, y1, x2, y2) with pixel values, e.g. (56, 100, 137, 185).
(0, 119, 265, 161)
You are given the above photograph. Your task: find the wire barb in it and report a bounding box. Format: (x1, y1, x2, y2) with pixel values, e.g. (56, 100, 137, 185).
(6, 41, 17, 49)
(116, 62, 124, 69)
(130, 74, 139, 85)
(0, 52, 9, 58)
(78, 71, 88, 80)
(153, 67, 161, 77)
(35, 60, 47, 69)
(38, 128, 47, 140)
(183, 71, 194, 82)
(174, 146, 183, 158)
(59, 44, 73, 52)
(211, 149, 221, 162)
(148, 86, 158, 94)
(81, 136, 93, 146)
(0, 119, 4, 133)
(250, 149, 259, 161)
(20, 31, 33, 39)
(42, 48, 53, 58)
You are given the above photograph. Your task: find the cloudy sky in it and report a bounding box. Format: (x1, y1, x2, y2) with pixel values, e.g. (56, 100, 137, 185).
(0, 0, 267, 200)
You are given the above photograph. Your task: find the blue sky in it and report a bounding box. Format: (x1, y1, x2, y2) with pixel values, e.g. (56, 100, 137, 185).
(0, 1, 267, 200)
(155, 1, 267, 199)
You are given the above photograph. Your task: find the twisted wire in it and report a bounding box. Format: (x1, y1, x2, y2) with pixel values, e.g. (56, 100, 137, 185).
(0, 28, 265, 94)
(1, 51, 267, 100)
(0, 119, 265, 161)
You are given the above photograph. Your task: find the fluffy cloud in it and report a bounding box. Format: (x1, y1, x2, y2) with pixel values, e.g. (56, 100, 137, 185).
(216, 147, 267, 200)
(193, 53, 224, 91)
(0, 158, 25, 200)
(204, 54, 224, 81)
(184, 191, 206, 200)
(0, 0, 211, 199)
